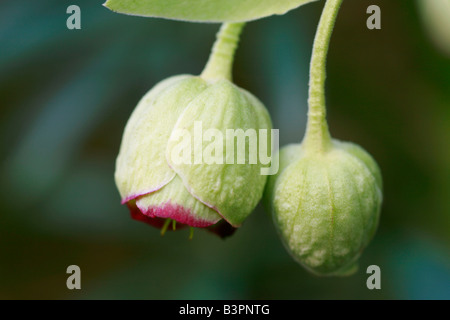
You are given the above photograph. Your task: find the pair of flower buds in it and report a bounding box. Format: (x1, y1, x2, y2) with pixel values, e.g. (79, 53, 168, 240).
(115, 22, 382, 276)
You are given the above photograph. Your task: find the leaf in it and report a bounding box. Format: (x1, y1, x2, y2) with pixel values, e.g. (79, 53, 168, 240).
(103, 0, 319, 23)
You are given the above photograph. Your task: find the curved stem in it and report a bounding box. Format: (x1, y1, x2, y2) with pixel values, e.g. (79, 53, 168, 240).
(303, 0, 343, 154)
(200, 23, 245, 82)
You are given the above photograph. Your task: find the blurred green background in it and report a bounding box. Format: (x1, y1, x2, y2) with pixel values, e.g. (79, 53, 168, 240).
(1, 0, 449, 299)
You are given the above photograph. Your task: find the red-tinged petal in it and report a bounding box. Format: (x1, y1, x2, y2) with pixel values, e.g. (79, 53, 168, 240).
(127, 200, 183, 229)
(132, 175, 222, 226)
(138, 202, 217, 228)
(127, 199, 235, 238)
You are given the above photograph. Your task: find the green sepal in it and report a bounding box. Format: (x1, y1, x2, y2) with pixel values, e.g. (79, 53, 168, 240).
(115, 75, 208, 201)
(166, 80, 272, 227)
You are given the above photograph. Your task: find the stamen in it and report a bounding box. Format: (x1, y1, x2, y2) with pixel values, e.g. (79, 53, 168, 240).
(161, 219, 171, 236)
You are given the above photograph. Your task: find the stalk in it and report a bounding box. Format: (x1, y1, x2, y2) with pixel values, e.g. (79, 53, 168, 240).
(201, 23, 246, 82)
(303, 0, 343, 154)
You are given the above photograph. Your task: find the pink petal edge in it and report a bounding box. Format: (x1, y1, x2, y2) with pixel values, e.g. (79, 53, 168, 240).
(136, 201, 219, 228)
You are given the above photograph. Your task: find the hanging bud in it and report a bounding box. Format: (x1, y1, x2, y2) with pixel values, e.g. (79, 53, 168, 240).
(265, 140, 382, 276)
(265, 0, 383, 275)
(115, 23, 272, 238)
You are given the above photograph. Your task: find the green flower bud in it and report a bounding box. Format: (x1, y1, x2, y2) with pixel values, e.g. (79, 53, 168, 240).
(265, 140, 382, 276)
(265, 0, 383, 275)
(115, 23, 272, 238)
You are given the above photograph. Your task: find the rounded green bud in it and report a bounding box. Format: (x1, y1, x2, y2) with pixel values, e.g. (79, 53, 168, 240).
(115, 73, 272, 236)
(114, 23, 273, 238)
(265, 140, 382, 276)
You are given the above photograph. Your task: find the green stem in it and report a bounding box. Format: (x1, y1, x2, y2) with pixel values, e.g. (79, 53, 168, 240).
(303, 0, 343, 154)
(200, 23, 245, 82)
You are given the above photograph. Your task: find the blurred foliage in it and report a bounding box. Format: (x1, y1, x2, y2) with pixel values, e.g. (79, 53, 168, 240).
(0, 0, 449, 299)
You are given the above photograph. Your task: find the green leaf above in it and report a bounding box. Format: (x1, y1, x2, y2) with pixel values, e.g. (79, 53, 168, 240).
(103, 0, 319, 23)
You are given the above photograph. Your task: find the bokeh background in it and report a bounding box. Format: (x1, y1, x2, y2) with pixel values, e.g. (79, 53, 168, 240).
(1, 0, 449, 299)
